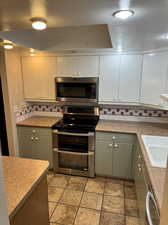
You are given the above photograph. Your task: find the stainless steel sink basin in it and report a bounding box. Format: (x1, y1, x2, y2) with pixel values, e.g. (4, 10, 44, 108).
(141, 135, 168, 168)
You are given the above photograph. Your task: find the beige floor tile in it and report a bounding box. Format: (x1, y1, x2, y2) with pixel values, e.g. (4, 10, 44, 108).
(126, 216, 140, 225)
(47, 172, 54, 183)
(100, 211, 125, 225)
(104, 182, 124, 197)
(102, 195, 124, 214)
(67, 182, 85, 192)
(60, 189, 83, 206)
(74, 208, 100, 225)
(48, 202, 57, 218)
(125, 199, 139, 217)
(50, 203, 77, 224)
(69, 176, 88, 184)
(48, 186, 64, 202)
(48, 174, 69, 188)
(85, 180, 104, 194)
(80, 192, 103, 210)
(124, 186, 137, 200)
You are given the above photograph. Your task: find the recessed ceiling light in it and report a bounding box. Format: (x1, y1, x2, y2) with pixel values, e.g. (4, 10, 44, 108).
(3, 41, 14, 49)
(31, 17, 47, 30)
(113, 10, 134, 20)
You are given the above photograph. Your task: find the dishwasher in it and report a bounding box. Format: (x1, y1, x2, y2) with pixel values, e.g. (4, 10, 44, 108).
(146, 189, 160, 225)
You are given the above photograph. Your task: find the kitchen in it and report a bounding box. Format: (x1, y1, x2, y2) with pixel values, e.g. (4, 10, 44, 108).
(1, 1, 168, 225)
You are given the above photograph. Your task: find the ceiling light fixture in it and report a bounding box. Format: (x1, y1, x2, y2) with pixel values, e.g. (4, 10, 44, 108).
(113, 10, 134, 20)
(31, 17, 47, 30)
(3, 41, 14, 50)
(30, 48, 36, 56)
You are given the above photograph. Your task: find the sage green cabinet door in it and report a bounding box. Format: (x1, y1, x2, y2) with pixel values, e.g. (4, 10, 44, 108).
(113, 143, 133, 179)
(33, 136, 53, 167)
(95, 140, 113, 177)
(19, 135, 34, 159)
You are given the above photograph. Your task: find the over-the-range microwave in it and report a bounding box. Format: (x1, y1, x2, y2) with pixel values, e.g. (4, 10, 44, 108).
(55, 77, 98, 103)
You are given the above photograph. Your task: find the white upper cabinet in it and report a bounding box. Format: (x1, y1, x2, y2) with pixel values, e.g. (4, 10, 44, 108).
(99, 55, 120, 102)
(77, 56, 99, 76)
(57, 56, 99, 76)
(119, 55, 142, 103)
(22, 56, 57, 100)
(57, 56, 77, 76)
(141, 53, 168, 106)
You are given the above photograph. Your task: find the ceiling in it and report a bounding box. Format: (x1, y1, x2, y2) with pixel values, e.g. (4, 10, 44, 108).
(0, 0, 168, 52)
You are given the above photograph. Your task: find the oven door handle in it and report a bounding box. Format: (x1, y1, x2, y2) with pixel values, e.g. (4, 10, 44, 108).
(53, 148, 94, 156)
(146, 191, 159, 225)
(52, 130, 94, 137)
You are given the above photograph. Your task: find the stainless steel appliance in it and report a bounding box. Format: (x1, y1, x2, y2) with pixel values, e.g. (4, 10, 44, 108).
(52, 105, 99, 177)
(146, 189, 160, 225)
(55, 77, 98, 103)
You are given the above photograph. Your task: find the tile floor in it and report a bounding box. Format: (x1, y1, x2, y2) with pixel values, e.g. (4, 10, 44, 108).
(47, 172, 140, 225)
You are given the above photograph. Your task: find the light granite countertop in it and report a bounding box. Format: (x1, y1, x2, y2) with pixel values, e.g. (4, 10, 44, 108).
(16, 116, 62, 128)
(96, 119, 168, 211)
(1, 156, 49, 219)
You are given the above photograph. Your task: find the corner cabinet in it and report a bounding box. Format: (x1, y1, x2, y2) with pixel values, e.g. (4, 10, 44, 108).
(17, 126, 53, 169)
(21, 56, 57, 100)
(141, 52, 168, 107)
(95, 131, 136, 179)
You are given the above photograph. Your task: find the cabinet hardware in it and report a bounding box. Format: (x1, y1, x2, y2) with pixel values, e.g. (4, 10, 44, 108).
(30, 137, 34, 141)
(35, 137, 39, 141)
(138, 163, 141, 168)
(108, 143, 113, 148)
(138, 167, 142, 172)
(112, 136, 116, 140)
(138, 154, 141, 159)
(114, 144, 118, 148)
(32, 129, 36, 133)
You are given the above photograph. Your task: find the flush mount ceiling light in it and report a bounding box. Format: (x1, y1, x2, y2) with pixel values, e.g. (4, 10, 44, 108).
(3, 41, 14, 49)
(30, 48, 36, 56)
(113, 10, 134, 20)
(31, 17, 47, 30)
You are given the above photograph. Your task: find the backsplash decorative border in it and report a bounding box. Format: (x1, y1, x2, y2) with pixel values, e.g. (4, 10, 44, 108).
(15, 103, 168, 122)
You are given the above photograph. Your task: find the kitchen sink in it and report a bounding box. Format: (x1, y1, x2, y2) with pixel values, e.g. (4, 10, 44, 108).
(141, 135, 168, 168)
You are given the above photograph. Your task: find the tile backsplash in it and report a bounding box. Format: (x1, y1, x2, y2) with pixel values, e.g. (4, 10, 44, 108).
(15, 103, 168, 122)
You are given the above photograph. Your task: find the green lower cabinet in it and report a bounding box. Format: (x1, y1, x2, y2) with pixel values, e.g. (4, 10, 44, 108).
(18, 126, 53, 169)
(112, 143, 133, 179)
(134, 144, 148, 225)
(95, 131, 135, 179)
(95, 140, 113, 177)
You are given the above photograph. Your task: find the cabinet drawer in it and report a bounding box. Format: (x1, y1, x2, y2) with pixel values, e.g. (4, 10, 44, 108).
(96, 131, 136, 144)
(18, 126, 51, 137)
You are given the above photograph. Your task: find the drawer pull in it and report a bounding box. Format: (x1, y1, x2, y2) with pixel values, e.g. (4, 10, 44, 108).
(108, 143, 113, 148)
(112, 136, 116, 140)
(138, 154, 141, 159)
(30, 137, 34, 141)
(114, 144, 118, 148)
(32, 129, 36, 133)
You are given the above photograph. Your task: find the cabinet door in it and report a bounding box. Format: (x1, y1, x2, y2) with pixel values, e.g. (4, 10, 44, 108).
(95, 140, 113, 177)
(57, 56, 77, 76)
(33, 135, 53, 168)
(99, 55, 120, 102)
(19, 134, 34, 159)
(77, 56, 99, 76)
(141, 53, 168, 106)
(112, 143, 133, 179)
(119, 55, 142, 103)
(22, 56, 57, 100)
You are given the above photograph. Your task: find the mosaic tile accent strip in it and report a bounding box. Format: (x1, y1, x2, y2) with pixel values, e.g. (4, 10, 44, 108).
(100, 107, 168, 117)
(15, 103, 168, 119)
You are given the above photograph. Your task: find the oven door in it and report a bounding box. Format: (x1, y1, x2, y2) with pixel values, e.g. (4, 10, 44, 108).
(55, 77, 98, 103)
(52, 130, 95, 177)
(146, 191, 160, 225)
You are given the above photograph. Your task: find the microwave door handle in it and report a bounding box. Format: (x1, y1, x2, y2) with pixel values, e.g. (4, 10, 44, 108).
(146, 191, 154, 225)
(52, 130, 94, 137)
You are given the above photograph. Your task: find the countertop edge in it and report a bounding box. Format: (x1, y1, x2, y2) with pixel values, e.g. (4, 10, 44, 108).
(8, 161, 49, 219)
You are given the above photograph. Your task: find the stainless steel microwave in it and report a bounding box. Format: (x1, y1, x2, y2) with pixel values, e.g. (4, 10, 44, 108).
(55, 77, 98, 103)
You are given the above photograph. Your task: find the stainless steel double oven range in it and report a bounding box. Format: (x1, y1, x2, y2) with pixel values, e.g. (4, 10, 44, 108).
(52, 105, 99, 177)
